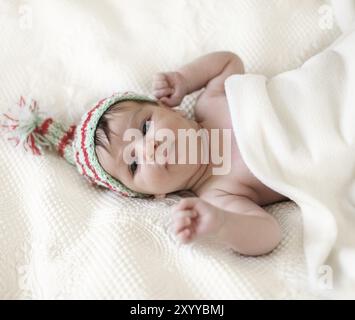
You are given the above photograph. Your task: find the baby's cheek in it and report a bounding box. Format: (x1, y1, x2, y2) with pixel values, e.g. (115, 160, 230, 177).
(147, 167, 168, 183)
(140, 167, 170, 190)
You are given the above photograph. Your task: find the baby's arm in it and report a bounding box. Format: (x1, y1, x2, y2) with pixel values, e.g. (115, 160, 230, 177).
(212, 194, 281, 256)
(152, 51, 244, 106)
(177, 51, 245, 95)
(171, 195, 281, 256)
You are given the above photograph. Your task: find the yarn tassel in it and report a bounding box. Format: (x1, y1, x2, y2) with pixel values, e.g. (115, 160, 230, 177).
(0, 96, 52, 155)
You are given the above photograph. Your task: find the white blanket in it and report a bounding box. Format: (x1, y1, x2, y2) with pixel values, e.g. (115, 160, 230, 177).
(0, 0, 344, 299)
(225, 20, 355, 298)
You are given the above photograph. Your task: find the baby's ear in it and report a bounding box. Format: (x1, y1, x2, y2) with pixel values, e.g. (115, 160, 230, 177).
(154, 194, 166, 199)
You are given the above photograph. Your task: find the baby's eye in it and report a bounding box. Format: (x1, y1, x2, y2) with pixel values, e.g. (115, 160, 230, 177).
(142, 118, 152, 136)
(130, 160, 138, 176)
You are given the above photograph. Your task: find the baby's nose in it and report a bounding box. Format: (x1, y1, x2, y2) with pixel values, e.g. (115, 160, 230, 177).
(139, 139, 159, 162)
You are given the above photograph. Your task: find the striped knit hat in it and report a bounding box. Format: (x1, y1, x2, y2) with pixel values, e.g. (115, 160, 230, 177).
(0, 92, 157, 198)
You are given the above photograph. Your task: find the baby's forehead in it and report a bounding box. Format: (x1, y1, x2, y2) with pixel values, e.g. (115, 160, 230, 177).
(105, 101, 153, 143)
(108, 101, 141, 118)
(106, 103, 140, 135)
(97, 100, 158, 148)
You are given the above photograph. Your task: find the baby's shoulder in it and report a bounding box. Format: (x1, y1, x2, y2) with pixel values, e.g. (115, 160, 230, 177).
(194, 89, 229, 123)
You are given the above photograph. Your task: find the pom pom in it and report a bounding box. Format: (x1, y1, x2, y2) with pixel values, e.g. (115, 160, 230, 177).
(0, 96, 52, 155)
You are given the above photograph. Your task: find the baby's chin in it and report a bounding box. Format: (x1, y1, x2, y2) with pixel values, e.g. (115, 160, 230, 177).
(132, 177, 184, 196)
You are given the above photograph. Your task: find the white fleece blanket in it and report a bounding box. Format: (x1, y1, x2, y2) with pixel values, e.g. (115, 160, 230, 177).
(0, 0, 344, 299)
(225, 18, 355, 298)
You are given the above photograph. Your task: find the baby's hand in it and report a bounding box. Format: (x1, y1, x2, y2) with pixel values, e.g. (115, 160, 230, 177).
(170, 197, 225, 244)
(152, 72, 188, 107)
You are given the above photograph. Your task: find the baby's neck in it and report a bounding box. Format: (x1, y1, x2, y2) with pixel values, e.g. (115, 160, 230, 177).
(189, 162, 214, 194)
(184, 121, 214, 193)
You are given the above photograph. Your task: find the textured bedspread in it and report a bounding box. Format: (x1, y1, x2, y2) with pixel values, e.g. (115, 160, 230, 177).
(0, 0, 342, 299)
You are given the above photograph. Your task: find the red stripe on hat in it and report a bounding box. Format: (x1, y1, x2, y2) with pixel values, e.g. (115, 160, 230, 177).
(28, 134, 41, 155)
(75, 151, 98, 188)
(34, 118, 53, 135)
(75, 149, 115, 192)
(58, 125, 76, 157)
(79, 99, 115, 191)
(75, 151, 99, 187)
(75, 151, 87, 176)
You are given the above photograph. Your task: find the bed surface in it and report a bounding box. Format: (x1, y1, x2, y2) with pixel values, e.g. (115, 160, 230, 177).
(0, 0, 341, 299)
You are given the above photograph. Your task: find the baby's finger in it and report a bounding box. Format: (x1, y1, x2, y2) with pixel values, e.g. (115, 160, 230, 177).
(172, 216, 192, 234)
(174, 197, 200, 211)
(171, 209, 197, 220)
(152, 80, 169, 90)
(153, 73, 167, 82)
(153, 87, 174, 99)
(177, 228, 192, 244)
(159, 97, 172, 106)
(159, 96, 176, 107)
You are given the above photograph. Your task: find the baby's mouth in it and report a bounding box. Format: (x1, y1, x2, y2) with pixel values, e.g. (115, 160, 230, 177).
(154, 139, 176, 169)
(162, 145, 169, 169)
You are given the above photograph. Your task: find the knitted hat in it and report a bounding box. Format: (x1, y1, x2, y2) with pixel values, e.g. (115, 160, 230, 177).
(0, 92, 157, 198)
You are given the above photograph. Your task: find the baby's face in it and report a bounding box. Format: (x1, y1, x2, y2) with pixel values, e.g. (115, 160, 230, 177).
(95, 101, 204, 196)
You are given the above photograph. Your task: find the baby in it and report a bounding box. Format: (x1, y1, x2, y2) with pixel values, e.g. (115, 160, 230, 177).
(94, 51, 289, 256)
(2, 51, 288, 256)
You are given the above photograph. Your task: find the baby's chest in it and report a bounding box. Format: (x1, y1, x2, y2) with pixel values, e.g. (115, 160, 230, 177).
(195, 95, 256, 196)
(194, 93, 287, 205)
(195, 93, 241, 166)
